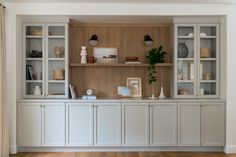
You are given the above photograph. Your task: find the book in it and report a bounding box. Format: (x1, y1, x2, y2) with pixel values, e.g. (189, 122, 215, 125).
(125, 61, 141, 64)
(82, 95, 97, 100)
(69, 84, 76, 99)
(27, 65, 34, 80)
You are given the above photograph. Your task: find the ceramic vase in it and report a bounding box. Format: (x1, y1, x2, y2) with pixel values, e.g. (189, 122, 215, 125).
(33, 86, 41, 96)
(54, 46, 63, 58)
(158, 86, 166, 99)
(80, 46, 87, 64)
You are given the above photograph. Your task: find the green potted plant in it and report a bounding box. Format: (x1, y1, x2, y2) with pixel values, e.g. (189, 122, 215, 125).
(146, 45, 166, 98)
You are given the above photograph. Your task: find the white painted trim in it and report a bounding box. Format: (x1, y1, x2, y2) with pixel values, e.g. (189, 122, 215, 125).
(17, 146, 224, 152)
(224, 145, 236, 153)
(10, 145, 18, 154)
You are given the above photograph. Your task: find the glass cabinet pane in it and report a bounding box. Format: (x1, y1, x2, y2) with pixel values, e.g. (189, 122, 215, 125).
(25, 25, 44, 97)
(46, 25, 66, 97)
(176, 26, 196, 97)
(199, 25, 217, 96)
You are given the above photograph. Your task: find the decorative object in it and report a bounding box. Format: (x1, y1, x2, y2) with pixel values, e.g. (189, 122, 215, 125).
(200, 48, 211, 58)
(30, 29, 42, 36)
(126, 77, 142, 97)
(204, 72, 211, 80)
(178, 88, 189, 95)
(86, 89, 94, 96)
(200, 88, 204, 95)
(190, 62, 194, 80)
(178, 43, 188, 58)
(80, 46, 87, 64)
(33, 86, 41, 96)
(146, 45, 166, 98)
(30, 50, 42, 58)
(54, 46, 63, 58)
(158, 86, 166, 99)
(200, 33, 207, 37)
(158, 69, 166, 99)
(53, 69, 64, 80)
(187, 33, 194, 37)
(126, 56, 139, 62)
(117, 86, 131, 97)
(89, 34, 98, 46)
(87, 56, 97, 63)
(144, 35, 153, 46)
(93, 47, 117, 63)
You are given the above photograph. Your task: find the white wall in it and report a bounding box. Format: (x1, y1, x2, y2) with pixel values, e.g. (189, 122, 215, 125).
(4, 2, 236, 153)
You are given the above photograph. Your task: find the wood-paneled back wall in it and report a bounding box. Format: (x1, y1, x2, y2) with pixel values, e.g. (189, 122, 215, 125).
(70, 22, 172, 97)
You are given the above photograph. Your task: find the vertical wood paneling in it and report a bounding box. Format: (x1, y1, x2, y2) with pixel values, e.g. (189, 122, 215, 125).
(70, 23, 172, 97)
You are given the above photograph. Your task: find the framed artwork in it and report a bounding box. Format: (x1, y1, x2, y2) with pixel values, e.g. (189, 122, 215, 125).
(93, 47, 117, 63)
(126, 77, 142, 97)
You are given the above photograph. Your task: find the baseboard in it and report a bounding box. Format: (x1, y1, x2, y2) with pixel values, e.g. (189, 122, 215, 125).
(10, 145, 18, 154)
(224, 145, 236, 153)
(18, 146, 224, 152)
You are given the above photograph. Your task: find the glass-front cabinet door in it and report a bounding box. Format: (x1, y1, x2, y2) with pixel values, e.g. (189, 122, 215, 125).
(174, 24, 219, 98)
(198, 25, 218, 97)
(23, 23, 68, 98)
(175, 25, 197, 98)
(23, 24, 45, 98)
(46, 24, 68, 98)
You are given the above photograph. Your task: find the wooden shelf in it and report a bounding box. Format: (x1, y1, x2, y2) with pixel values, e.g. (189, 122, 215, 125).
(200, 58, 216, 61)
(177, 58, 194, 61)
(200, 36, 216, 39)
(70, 63, 173, 67)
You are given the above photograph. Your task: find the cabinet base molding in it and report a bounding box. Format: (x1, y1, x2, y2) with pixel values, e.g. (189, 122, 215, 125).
(10, 145, 18, 154)
(17, 146, 224, 152)
(224, 145, 236, 153)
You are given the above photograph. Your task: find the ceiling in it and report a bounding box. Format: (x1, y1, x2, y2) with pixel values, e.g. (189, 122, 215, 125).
(5, 0, 236, 4)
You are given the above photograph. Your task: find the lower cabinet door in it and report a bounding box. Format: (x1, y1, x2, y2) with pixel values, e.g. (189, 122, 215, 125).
(122, 103, 149, 146)
(178, 103, 201, 146)
(18, 103, 42, 147)
(42, 103, 65, 147)
(150, 103, 177, 146)
(94, 103, 121, 146)
(66, 103, 93, 146)
(201, 103, 225, 146)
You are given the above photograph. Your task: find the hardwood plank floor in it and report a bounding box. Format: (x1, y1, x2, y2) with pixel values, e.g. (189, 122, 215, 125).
(9, 152, 236, 157)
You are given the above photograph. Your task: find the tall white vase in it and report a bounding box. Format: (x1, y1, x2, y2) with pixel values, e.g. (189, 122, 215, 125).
(158, 86, 166, 99)
(80, 46, 87, 64)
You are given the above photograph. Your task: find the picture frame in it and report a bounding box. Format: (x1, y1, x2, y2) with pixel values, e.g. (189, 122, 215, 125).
(93, 47, 118, 64)
(117, 86, 131, 97)
(126, 77, 142, 97)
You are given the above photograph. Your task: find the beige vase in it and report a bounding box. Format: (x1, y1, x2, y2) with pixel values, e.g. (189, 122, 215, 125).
(54, 47, 63, 58)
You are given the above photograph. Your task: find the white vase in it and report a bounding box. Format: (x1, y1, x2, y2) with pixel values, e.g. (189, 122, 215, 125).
(158, 86, 166, 99)
(33, 86, 41, 96)
(80, 46, 87, 64)
(149, 84, 157, 99)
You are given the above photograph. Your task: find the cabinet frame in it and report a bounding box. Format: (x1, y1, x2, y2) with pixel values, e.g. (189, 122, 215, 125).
(173, 23, 219, 98)
(94, 103, 122, 147)
(22, 23, 69, 98)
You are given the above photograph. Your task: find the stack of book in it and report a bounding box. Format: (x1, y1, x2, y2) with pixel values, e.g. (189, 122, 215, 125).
(82, 95, 97, 100)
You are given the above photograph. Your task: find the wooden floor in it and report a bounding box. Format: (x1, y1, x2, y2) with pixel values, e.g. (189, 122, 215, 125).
(9, 152, 236, 157)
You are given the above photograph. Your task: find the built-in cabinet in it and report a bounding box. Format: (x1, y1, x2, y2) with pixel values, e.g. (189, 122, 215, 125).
(94, 103, 121, 146)
(178, 103, 201, 146)
(23, 23, 68, 98)
(66, 103, 93, 146)
(122, 103, 149, 146)
(18, 103, 65, 147)
(150, 103, 177, 146)
(17, 101, 225, 150)
(174, 23, 219, 98)
(201, 103, 225, 146)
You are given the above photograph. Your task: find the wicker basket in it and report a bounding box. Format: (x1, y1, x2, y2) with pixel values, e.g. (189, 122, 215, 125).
(53, 69, 64, 80)
(200, 48, 211, 58)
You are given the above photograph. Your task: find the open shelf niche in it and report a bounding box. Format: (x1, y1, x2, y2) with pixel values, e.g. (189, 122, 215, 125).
(69, 22, 172, 97)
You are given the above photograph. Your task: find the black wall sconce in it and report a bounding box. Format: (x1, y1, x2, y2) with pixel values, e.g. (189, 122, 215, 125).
(89, 34, 98, 46)
(144, 35, 153, 46)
